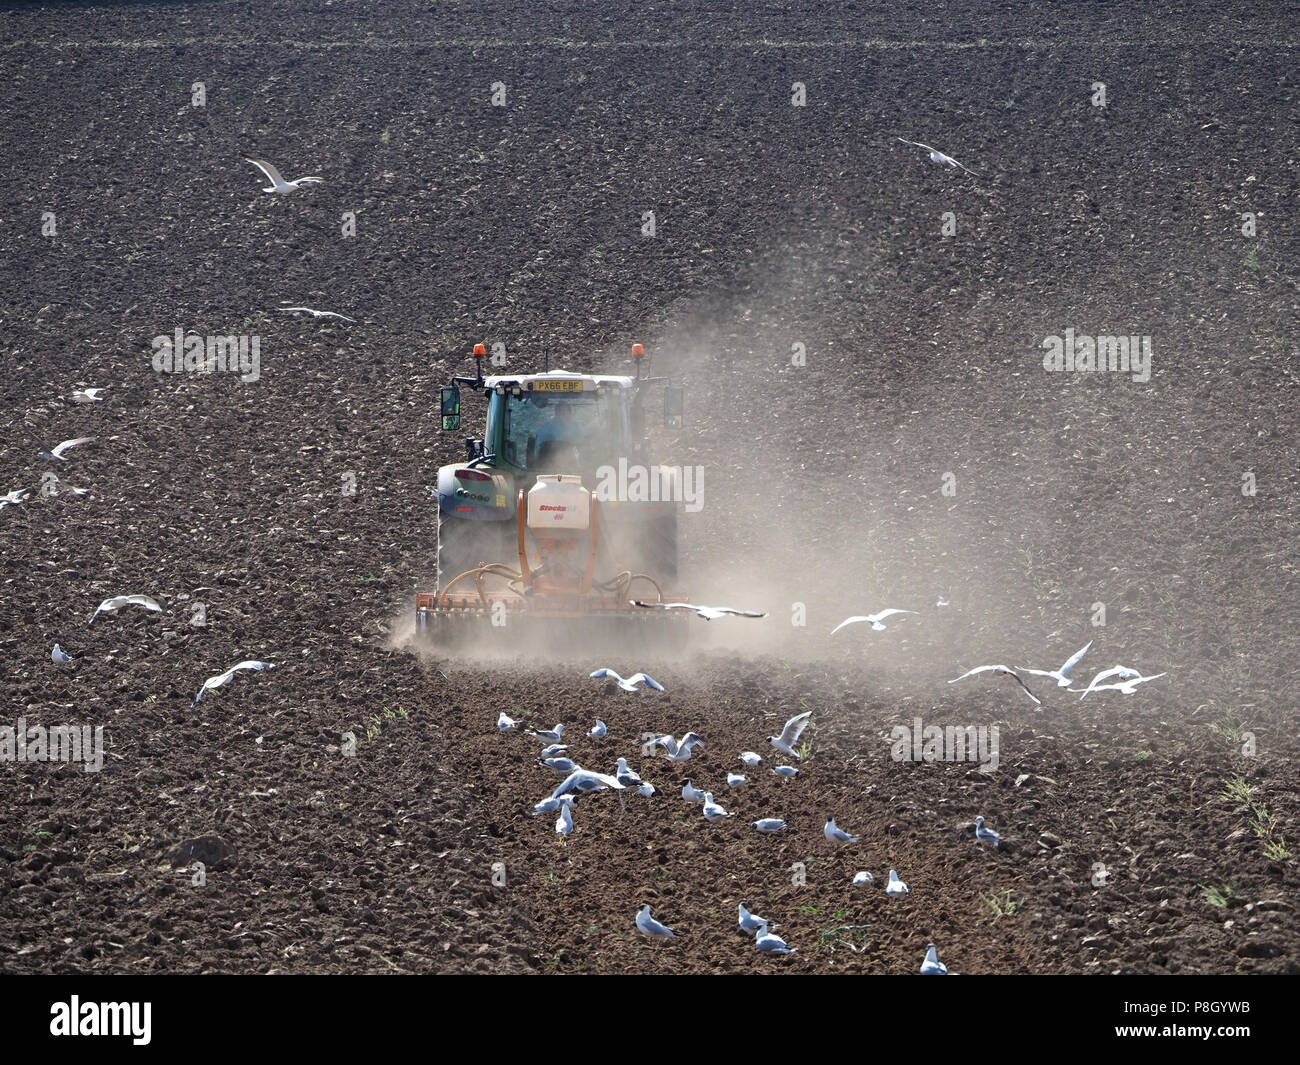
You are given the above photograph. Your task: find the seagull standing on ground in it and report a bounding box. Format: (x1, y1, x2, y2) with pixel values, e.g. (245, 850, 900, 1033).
(241, 154, 324, 194)
(51, 644, 72, 664)
(896, 138, 980, 177)
(497, 711, 519, 731)
(588, 719, 607, 738)
(739, 751, 763, 767)
(769, 711, 813, 758)
(921, 945, 949, 974)
(681, 780, 705, 803)
(756, 928, 796, 954)
(738, 904, 775, 933)
(948, 664, 1042, 705)
(831, 609, 918, 635)
(975, 816, 1001, 847)
(1018, 641, 1093, 688)
(529, 724, 565, 744)
(825, 816, 859, 845)
(753, 818, 787, 833)
(555, 803, 574, 836)
(701, 793, 734, 823)
(636, 905, 677, 941)
(886, 869, 909, 896)
(39, 437, 96, 461)
(852, 871, 875, 887)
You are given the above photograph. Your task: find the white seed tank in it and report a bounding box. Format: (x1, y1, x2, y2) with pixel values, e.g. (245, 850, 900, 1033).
(526, 474, 591, 531)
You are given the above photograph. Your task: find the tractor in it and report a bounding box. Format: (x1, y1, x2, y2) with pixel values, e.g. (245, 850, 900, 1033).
(416, 343, 689, 648)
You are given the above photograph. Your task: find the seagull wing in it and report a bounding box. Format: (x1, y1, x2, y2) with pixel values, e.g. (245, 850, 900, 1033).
(831, 616, 868, 635)
(778, 710, 813, 747)
(1059, 641, 1093, 677)
(627, 673, 665, 691)
(242, 155, 285, 186)
(949, 664, 1009, 683)
(1007, 671, 1042, 705)
(123, 595, 163, 611)
(714, 607, 767, 618)
(897, 137, 935, 152)
(589, 668, 619, 681)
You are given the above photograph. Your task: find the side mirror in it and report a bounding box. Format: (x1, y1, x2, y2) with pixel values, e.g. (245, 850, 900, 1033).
(664, 385, 684, 429)
(440, 386, 461, 431)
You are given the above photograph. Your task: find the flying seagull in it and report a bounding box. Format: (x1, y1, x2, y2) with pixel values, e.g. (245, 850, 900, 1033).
(70, 387, 106, 403)
(975, 815, 1001, 847)
(656, 732, 704, 761)
(825, 816, 858, 845)
(1018, 641, 1093, 688)
(193, 660, 275, 705)
(589, 668, 665, 693)
(831, 609, 918, 635)
(1069, 665, 1144, 699)
(896, 137, 980, 177)
(241, 154, 324, 194)
(948, 664, 1041, 705)
(0, 489, 29, 510)
(636, 905, 677, 941)
(275, 306, 356, 322)
(39, 437, 96, 461)
(921, 945, 949, 975)
(769, 710, 813, 758)
(1072, 671, 1167, 698)
(88, 594, 165, 626)
(630, 600, 767, 621)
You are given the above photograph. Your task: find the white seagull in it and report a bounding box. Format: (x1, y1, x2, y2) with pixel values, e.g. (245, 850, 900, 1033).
(756, 928, 795, 954)
(831, 609, 918, 635)
(40, 437, 96, 461)
(1072, 671, 1167, 698)
(630, 600, 767, 621)
(1018, 641, 1093, 688)
(614, 757, 643, 789)
(193, 660, 275, 705)
(589, 668, 665, 693)
(701, 793, 734, 823)
(772, 765, 799, 778)
(852, 871, 875, 887)
(636, 905, 677, 941)
(886, 869, 909, 897)
(497, 711, 519, 731)
(738, 903, 775, 934)
(656, 732, 704, 761)
(51, 644, 72, 664)
(541, 757, 580, 774)
(275, 306, 355, 322)
(636, 783, 656, 798)
(753, 818, 787, 834)
(0, 489, 29, 510)
(242, 154, 324, 194)
(529, 724, 565, 744)
(88, 594, 166, 626)
(531, 794, 576, 816)
(825, 816, 858, 845)
(538, 744, 568, 758)
(556, 804, 574, 836)
(896, 137, 980, 177)
(974, 815, 1001, 847)
(921, 945, 948, 975)
(948, 664, 1041, 705)
(588, 719, 607, 738)
(768, 710, 813, 759)
(727, 772, 748, 788)
(70, 387, 106, 403)
(739, 751, 763, 767)
(551, 769, 625, 798)
(681, 780, 706, 803)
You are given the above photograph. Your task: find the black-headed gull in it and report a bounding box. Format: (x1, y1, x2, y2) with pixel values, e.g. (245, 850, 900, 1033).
(1018, 641, 1093, 688)
(88, 594, 165, 626)
(636, 782, 656, 798)
(630, 600, 767, 621)
(739, 751, 762, 767)
(921, 944, 948, 974)
(275, 306, 355, 322)
(551, 769, 625, 798)
(636, 905, 677, 941)
(831, 609, 917, 635)
(40, 437, 96, 461)
(886, 869, 909, 896)
(768, 710, 812, 758)
(738, 903, 775, 933)
(589, 668, 665, 693)
(975, 815, 1001, 847)
(701, 792, 734, 822)
(756, 928, 795, 953)
(825, 816, 858, 844)
(193, 660, 275, 705)
(70, 387, 106, 403)
(242, 154, 324, 194)
(948, 664, 1041, 705)
(1072, 671, 1166, 698)
(896, 137, 980, 177)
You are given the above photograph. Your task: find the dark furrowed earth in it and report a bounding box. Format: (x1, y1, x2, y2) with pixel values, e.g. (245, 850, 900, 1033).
(1, 1, 1297, 974)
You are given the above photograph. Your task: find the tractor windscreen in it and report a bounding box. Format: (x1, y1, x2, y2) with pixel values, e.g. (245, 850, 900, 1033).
(500, 391, 625, 471)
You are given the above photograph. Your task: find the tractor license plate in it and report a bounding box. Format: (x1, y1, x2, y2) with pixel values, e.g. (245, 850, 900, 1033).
(532, 380, 584, 391)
